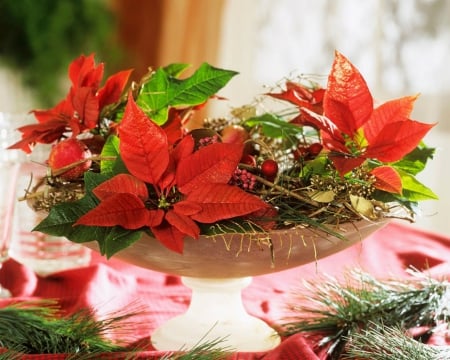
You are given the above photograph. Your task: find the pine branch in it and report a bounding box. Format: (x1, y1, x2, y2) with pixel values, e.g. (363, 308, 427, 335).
(0, 300, 143, 357)
(161, 337, 233, 359)
(281, 268, 450, 359)
(345, 322, 450, 360)
(0, 300, 232, 359)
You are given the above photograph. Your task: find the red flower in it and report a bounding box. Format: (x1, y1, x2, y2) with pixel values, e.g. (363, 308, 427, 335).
(9, 54, 132, 153)
(302, 51, 435, 194)
(267, 81, 325, 127)
(75, 95, 271, 253)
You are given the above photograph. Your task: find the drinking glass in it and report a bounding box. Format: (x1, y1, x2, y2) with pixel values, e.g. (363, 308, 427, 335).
(0, 113, 23, 297)
(12, 159, 92, 276)
(1, 113, 92, 277)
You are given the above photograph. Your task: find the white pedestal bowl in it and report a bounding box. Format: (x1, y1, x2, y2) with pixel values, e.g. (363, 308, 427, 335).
(85, 219, 389, 352)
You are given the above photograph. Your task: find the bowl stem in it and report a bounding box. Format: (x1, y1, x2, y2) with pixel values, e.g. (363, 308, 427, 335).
(151, 276, 281, 352)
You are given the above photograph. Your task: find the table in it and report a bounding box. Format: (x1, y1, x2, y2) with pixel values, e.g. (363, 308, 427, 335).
(1, 222, 449, 359)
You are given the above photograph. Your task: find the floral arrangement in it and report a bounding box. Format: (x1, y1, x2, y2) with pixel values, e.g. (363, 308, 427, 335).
(10, 51, 437, 258)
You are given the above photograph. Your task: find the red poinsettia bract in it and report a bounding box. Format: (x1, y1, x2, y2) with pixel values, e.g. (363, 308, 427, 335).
(9, 54, 132, 153)
(75, 95, 271, 253)
(267, 81, 325, 127)
(305, 51, 435, 194)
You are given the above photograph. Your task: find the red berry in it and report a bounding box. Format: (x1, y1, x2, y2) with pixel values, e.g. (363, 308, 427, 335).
(293, 145, 309, 161)
(220, 125, 249, 145)
(308, 143, 323, 157)
(260, 159, 278, 181)
(48, 138, 92, 180)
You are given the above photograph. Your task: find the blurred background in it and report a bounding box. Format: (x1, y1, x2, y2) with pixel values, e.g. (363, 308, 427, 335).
(0, 0, 449, 235)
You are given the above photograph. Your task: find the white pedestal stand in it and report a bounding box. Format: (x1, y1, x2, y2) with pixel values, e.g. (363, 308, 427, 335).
(151, 276, 281, 352)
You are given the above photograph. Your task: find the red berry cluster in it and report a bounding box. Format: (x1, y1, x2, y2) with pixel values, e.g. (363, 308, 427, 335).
(229, 168, 256, 190)
(198, 134, 220, 148)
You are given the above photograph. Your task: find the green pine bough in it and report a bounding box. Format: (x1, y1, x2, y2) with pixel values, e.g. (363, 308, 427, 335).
(1, 269, 449, 359)
(0, 300, 231, 359)
(282, 268, 450, 360)
(346, 322, 450, 360)
(0, 300, 136, 358)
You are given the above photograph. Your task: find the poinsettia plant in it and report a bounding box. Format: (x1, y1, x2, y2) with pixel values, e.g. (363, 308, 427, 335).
(11, 51, 437, 258)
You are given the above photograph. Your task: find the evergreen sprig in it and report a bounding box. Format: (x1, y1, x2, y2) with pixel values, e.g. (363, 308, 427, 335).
(346, 322, 450, 360)
(161, 337, 232, 360)
(0, 300, 141, 358)
(282, 268, 450, 359)
(0, 300, 232, 359)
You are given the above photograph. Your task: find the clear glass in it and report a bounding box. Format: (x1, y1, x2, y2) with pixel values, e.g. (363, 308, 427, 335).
(0, 112, 91, 278)
(0, 113, 23, 297)
(11, 159, 91, 276)
(10, 136, 91, 276)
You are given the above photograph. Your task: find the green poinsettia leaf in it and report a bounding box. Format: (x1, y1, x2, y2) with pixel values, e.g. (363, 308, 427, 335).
(244, 113, 302, 141)
(399, 171, 438, 201)
(33, 172, 105, 236)
(163, 63, 191, 77)
(33, 172, 141, 257)
(33, 198, 96, 239)
(300, 156, 330, 179)
(99, 227, 143, 258)
(100, 135, 120, 173)
(99, 135, 129, 175)
(393, 144, 435, 175)
(137, 62, 238, 125)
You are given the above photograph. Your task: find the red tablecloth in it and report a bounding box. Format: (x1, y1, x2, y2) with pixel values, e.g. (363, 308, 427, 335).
(1, 221, 449, 359)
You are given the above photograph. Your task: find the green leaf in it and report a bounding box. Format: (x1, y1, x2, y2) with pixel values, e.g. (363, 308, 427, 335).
(393, 144, 435, 175)
(99, 228, 142, 258)
(244, 113, 302, 140)
(33, 172, 142, 257)
(137, 63, 238, 125)
(33, 172, 108, 238)
(163, 63, 191, 77)
(100, 135, 120, 173)
(99, 135, 130, 176)
(300, 156, 330, 179)
(399, 170, 438, 201)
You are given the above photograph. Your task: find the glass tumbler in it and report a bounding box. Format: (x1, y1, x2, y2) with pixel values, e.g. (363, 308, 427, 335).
(12, 159, 92, 276)
(1, 113, 91, 277)
(0, 113, 22, 297)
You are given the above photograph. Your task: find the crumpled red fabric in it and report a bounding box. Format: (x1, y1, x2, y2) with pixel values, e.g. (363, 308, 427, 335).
(0, 222, 449, 359)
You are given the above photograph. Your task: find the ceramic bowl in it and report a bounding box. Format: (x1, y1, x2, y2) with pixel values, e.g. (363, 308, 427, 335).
(85, 218, 389, 278)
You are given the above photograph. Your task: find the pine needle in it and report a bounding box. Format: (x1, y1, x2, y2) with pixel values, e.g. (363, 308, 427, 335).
(161, 337, 233, 359)
(281, 268, 450, 359)
(0, 300, 232, 359)
(0, 300, 143, 357)
(345, 322, 450, 360)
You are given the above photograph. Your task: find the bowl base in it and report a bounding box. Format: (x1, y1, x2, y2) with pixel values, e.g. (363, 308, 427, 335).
(151, 276, 281, 352)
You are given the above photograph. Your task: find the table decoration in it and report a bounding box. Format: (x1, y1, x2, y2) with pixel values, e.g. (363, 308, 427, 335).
(8, 50, 437, 351)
